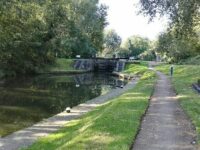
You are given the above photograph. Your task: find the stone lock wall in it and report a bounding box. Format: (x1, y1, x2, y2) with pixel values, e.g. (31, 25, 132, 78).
(73, 59, 126, 72)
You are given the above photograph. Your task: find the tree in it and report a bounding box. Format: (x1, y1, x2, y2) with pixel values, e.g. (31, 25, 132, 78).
(0, 1, 50, 75)
(139, 0, 200, 62)
(156, 30, 199, 62)
(43, 0, 108, 58)
(123, 36, 150, 58)
(117, 47, 130, 58)
(139, 41, 157, 61)
(139, 0, 200, 35)
(103, 29, 122, 57)
(0, 0, 108, 75)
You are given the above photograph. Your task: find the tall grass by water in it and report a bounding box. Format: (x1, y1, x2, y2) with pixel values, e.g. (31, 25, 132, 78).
(40, 58, 81, 73)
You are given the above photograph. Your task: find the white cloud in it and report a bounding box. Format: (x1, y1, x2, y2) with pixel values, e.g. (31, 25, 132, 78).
(100, 0, 168, 41)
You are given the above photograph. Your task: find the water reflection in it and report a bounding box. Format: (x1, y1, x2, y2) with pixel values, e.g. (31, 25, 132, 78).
(0, 73, 127, 136)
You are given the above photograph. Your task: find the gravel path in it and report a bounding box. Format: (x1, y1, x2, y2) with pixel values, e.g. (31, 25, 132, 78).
(0, 78, 138, 150)
(133, 71, 197, 150)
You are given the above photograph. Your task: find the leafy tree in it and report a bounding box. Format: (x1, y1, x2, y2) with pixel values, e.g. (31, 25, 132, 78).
(0, 0, 107, 75)
(156, 30, 199, 62)
(0, 1, 50, 75)
(123, 36, 150, 58)
(139, 0, 200, 62)
(103, 29, 122, 57)
(139, 0, 200, 35)
(139, 41, 157, 61)
(117, 47, 130, 58)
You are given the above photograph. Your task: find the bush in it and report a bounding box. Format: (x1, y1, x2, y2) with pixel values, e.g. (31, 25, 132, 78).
(179, 55, 200, 65)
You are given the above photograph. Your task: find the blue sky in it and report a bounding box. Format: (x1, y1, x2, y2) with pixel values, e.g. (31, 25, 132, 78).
(99, 0, 168, 41)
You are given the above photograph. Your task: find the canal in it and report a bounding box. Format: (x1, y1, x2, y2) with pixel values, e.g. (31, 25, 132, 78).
(0, 73, 127, 137)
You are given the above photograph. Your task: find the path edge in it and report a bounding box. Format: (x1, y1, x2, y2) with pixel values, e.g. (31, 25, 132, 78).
(169, 76, 198, 146)
(129, 72, 157, 150)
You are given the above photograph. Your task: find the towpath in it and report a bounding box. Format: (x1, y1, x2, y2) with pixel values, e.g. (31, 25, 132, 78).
(133, 69, 197, 150)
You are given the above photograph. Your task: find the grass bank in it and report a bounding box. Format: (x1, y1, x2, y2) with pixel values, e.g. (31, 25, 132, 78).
(25, 64, 156, 150)
(123, 61, 148, 75)
(40, 58, 86, 74)
(156, 64, 200, 142)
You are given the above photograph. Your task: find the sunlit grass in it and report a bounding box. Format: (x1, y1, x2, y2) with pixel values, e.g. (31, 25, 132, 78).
(123, 63, 148, 75)
(25, 65, 156, 150)
(156, 64, 200, 142)
(44, 58, 76, 72)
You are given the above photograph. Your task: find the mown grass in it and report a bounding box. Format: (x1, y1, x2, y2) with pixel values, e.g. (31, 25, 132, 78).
(43, 58, 75, 72)
(25, 64, 156, 150)
(40, 58, 84, 74)
(123, 62, 148, 75)
(156, 64, 200, 142)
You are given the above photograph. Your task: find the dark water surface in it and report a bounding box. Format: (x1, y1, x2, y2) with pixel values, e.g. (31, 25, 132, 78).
(0, 73, 127, 137)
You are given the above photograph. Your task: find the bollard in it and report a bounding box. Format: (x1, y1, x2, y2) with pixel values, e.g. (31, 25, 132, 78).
(170, 65, 174, 76)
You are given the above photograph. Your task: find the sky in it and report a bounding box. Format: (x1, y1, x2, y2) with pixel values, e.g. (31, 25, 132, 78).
(99, 0, 168, 41)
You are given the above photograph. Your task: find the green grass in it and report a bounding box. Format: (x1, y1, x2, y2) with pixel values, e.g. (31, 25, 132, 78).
(41, 58, 83, 73)
(25, 64, 156, 150)
(44, 58, 74, 72)
(156, 64, 200, 142)
(123, 62, 148, 75)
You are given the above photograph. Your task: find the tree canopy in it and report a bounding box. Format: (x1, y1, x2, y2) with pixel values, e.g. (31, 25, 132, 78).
(0, 0, 107, 75)
(123, 36, 151, 58)
(102, 29, 122, 57)
(139, 0, 200, 62)
(139, 0, 200, 35)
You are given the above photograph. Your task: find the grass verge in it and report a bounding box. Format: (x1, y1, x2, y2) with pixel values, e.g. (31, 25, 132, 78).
(123, 62, 148, 75)
(40, 58, 85, 74)
(156, 64, 200, 143)
(25, 66, 156, 150)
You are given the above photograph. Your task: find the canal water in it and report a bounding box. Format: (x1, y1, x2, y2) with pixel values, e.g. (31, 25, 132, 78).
(0, 73, 127, 137)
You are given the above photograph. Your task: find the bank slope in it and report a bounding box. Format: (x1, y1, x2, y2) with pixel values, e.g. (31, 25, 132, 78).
(39, 58, 86, 74)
